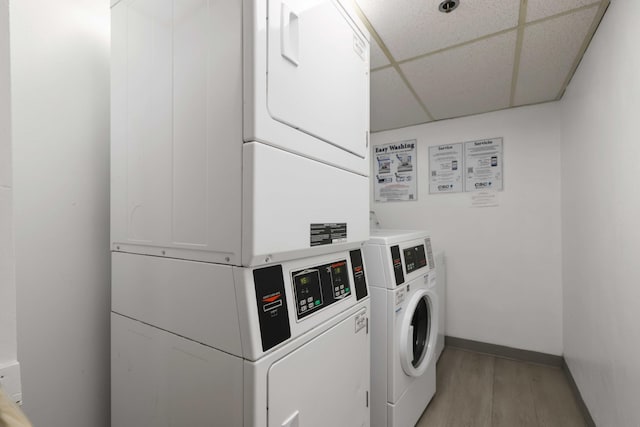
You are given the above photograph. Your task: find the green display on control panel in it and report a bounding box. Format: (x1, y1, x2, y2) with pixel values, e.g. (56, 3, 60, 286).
(292, 258, 349, 320)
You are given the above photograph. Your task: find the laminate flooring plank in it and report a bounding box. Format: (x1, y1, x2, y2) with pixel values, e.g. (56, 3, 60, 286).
(528, 364, 587, 427)
(444, 350, 495, 427)
(418, 347, 587, 427)
(416, 347, 464, 427)
(491, 358, 538, 427)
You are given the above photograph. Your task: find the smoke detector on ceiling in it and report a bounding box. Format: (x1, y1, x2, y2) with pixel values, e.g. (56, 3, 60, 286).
(439, 0, 460, 13)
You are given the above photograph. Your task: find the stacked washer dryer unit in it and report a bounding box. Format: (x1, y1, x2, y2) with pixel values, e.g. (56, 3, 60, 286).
(363, 230, 439, 427)
(110, 0, 371, 426)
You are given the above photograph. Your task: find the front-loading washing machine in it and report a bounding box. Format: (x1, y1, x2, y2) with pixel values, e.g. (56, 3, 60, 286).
(111, 248, 370, 426)
(363, 230, 439, 427)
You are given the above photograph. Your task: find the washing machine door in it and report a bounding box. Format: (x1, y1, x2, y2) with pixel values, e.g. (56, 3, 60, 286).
(399, 289, 438, 377)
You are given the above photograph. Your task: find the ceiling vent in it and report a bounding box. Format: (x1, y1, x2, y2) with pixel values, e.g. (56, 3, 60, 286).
(438, 0, 460, 13)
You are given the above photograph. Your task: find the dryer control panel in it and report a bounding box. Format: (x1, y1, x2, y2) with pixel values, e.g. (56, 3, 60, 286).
(292, 260, 352, 320)
(243, 250, 369, 359)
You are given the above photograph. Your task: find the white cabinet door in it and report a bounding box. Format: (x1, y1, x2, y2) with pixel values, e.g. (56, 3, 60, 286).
(267, 0, 369, 159)
(268, 309, 370, 427)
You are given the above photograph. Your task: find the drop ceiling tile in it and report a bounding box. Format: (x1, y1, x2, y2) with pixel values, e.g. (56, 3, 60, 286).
(514, 6, 598, 106)
(527, 0, 600, 22)
(355, 0, 519, 62)
(400, 31, 517, 121)
(370, 39, 389, 69)
(370, 67, 431, 132)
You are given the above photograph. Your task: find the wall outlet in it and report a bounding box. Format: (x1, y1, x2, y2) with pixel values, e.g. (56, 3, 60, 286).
(0, 361, 23, 405)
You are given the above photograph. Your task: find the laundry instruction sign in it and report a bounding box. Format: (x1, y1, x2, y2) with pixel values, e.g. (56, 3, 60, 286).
(374, 140, 417, 202)
(429, 143, 463, 193)
(464, 137, 503, 192)
(428, 137, 504, 194)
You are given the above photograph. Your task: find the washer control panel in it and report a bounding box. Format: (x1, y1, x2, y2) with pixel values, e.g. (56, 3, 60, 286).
(292, 260, 352, 320)
(403, 244, 427, 274)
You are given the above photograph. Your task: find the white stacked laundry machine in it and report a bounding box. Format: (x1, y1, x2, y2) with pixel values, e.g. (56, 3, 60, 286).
(363, 230, 440, 427)
(110, 0, 371, 425)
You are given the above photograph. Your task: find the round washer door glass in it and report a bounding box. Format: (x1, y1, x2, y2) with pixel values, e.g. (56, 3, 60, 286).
(399, 288, 437, 378)
(411, 297, 430, 367)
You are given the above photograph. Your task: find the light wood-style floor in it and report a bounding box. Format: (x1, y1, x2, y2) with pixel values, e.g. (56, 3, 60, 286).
(416, 347, 587, 427)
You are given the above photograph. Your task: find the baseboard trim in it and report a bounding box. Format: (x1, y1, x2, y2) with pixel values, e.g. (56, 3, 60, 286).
(444, 336, 596, 426)
(562, 358, 596, 427)
(445, 336, 563, 367)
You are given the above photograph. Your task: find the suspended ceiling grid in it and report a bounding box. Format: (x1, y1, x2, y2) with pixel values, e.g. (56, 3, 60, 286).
(353, 0, 610, 132)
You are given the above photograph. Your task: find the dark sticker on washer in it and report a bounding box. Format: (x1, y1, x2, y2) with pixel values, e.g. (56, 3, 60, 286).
(350, 249, 368, 301)
(390, 245, 405, 286)
(310, 223, 347, 247)
(253, 265, 291, 352)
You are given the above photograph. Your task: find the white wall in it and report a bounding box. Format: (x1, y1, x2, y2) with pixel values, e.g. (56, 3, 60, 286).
(10, 0, 111, 425)
(371, 103, 563, 355)
(0, 0, 16, 367)
(560, 0, 640, 425)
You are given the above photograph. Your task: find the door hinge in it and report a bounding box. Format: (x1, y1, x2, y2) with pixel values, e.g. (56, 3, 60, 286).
(366, 391, 369, 408)
(366, 317, 369, 334)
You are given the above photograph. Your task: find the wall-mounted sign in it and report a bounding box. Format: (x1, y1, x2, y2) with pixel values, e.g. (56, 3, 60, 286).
(470, 191, 499, 208)
(429, 143, 463, 193)
(373, 140, 417, 202)
(464, 137, 503, 192)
